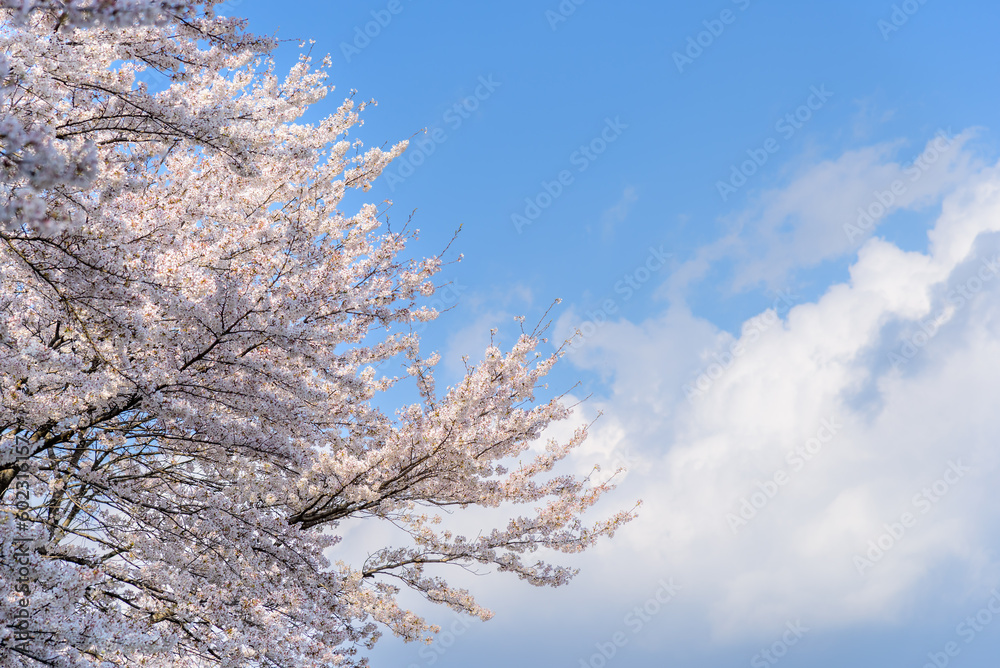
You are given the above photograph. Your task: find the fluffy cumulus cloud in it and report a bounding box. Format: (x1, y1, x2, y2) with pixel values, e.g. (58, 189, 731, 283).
(555, 137, 1000, 642)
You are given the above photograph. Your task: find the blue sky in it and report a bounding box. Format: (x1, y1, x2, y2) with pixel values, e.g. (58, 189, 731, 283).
(231, 1, 1000, 666)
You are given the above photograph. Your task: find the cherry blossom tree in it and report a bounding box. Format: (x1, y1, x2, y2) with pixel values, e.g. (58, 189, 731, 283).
(0, 2, 635, 666)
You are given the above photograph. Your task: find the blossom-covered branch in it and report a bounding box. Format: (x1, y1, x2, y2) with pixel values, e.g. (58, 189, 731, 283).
(0, 5, 635, 666)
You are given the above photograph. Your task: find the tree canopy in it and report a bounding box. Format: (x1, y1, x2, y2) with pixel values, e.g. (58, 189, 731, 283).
(0, 2, 634, 666)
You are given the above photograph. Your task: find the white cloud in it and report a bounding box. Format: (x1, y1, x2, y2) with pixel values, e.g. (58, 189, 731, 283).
(663, 129, 983, 300)
(343, 136, 1000, 653)
(554, 150, 1000, 641)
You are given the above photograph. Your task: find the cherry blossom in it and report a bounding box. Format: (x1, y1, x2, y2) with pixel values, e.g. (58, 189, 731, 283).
(0, 3, 635, 665)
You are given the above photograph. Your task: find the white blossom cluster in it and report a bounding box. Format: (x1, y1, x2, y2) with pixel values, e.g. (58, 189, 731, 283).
(0, 0, 273, 233)
(0, 3, 635, 667)
(2, 1, 205, 29)
(0, 53, 98, 231)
